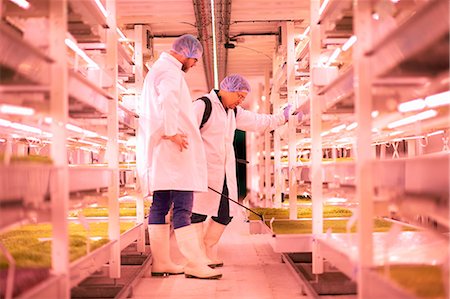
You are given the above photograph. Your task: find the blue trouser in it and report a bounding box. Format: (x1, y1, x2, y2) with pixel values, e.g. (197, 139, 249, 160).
(148, 190, 193, 229)
(191, 177, 233, 225)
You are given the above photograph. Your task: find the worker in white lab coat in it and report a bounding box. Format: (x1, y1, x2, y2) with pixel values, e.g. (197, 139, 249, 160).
(191, 74, 300, 267)
(136, 34, 221, 279)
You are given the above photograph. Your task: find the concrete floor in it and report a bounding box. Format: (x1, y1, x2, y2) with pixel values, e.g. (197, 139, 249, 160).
(130, 211, 310, 299)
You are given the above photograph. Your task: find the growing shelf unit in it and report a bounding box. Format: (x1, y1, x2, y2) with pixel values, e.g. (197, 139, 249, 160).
(0, 1, 143, 298)
(249, 0, 449, 298)
(314, 0, 449, 298)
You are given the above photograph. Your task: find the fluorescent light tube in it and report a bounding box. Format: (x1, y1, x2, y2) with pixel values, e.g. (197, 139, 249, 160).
(387, 110, 437, 128)
(342, 35, 357, 51)
(0, 104, 35, 116)
(65, 38, 99, 69)
(398, 98, 426, 113)
(425, 90, 450, 108)
(9, 0, 30, 9)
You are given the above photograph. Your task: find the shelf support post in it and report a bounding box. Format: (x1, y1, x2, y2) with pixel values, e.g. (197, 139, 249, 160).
(49, 0, 69, 297)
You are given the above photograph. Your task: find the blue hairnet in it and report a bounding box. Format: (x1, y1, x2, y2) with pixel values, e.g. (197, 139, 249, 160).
(220, 74, 251, 92)
(172, 34, 203, 59)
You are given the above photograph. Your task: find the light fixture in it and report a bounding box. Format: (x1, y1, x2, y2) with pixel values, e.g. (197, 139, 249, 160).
(210, 0, 219, 89)
(346, 122, 358, 131)
(393, 135, 425, 142)
(319, 0, 330, 16)
(389, 131, 404, 136)
(342, 35, 357, 51)
(398, 98, 426, 113)
(65, 38, 99, 69)
(117, 83, 128, 93)
(66, 123, 84, 133)
(427, 130, 444, 137)
(9, 0, 30, 9)
(387, 110, 437, 128)
(297, 137, 312, 144)
(83, 129, 99, 138)
(424, 90, 450, 108)
(94, 0, 108, 18)
(371, 110, 379, 118)
(0, 104, 35, 116)
(0, 138, 6, 143)
(116, 28, 127, 41)
(321, 131, 330, 137)
(325, 48, 341, 66)
(299, 26, 310, 40)
(10, 123, 42, 134)
(330, 124, 346, 133)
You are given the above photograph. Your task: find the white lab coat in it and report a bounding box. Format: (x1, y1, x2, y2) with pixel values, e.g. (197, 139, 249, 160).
(192, 89, 285, 216)
(136, 52, 207, 195)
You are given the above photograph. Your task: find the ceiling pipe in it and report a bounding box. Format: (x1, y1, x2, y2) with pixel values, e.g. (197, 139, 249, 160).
(213, 0, 231, 82)
(193, 0, 214, 90)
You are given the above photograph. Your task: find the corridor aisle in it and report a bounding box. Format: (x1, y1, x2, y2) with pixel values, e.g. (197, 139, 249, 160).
(130, 210, 309, 299)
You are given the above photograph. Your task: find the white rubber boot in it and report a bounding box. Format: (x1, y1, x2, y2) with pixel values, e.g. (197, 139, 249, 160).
(204, 221, 226, 267)
(191, 222, 218, 268)
(174, 225, 222, 279)
(148, 224, 184, 276)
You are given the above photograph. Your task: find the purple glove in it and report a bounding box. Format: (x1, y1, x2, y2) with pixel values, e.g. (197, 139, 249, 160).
(283, 105, 304, 122)
(295, 110, 304, 122)
(283, 104, 292, 121)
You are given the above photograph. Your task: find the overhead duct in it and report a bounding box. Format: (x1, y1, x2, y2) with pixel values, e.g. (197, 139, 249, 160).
(193, 0, 231, 89)
(193, 0, 214, 90)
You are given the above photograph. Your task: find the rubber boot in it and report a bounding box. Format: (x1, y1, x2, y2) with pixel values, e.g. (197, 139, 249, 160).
(204, 220, 226, 267)
(191, 222, 218, 268)
(148, 224, 184, 276)
(174, 225, 222, 279)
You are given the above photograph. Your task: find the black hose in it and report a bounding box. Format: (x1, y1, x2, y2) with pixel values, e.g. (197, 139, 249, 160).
(207, 186, 263, 221)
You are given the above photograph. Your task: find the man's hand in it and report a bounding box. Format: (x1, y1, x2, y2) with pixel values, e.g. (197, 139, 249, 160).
(162, 133, 189, 152)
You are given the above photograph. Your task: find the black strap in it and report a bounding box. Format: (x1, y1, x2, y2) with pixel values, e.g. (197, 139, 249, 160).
(197, 96, 238, 129)
(198, 96, 212, 129)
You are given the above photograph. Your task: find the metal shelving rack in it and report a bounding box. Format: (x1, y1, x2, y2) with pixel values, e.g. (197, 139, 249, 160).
(310, 0, 449, 298)
(0, 1, 143, 298)
(249, 0, 449, 298)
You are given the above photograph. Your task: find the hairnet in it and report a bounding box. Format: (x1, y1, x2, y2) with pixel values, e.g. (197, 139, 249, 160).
(220, 74, 251, 92)
(171, 34, 203, 59)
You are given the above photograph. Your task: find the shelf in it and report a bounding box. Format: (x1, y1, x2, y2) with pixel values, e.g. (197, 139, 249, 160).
(120, 223, 143, 251)
(68, 223, 142, 286)
(367, 0, 449, 78)
(372, 152, 449, 229)
(372, 152, 449, 196)
(68, 165, 113, 192)
(15, 274, 64, 299)
(117, 44, 134, 80)
(0, 23, 53, 85)
(118, 104, 138, 132)
(68, 0, 108, 29)
(69, 240, 116, 287)
(0, 164, 53, 203)
(68, 70, 113, 117)
(317, 67, 354, 113)
(318, 0, 353, 39)
(319, 230, 447, 276)
(295, 39, 309, 61)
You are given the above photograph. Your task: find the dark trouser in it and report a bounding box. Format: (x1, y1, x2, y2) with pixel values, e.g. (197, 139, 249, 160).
(148, 190, 193, 229)
(191, 177, 233, 225)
